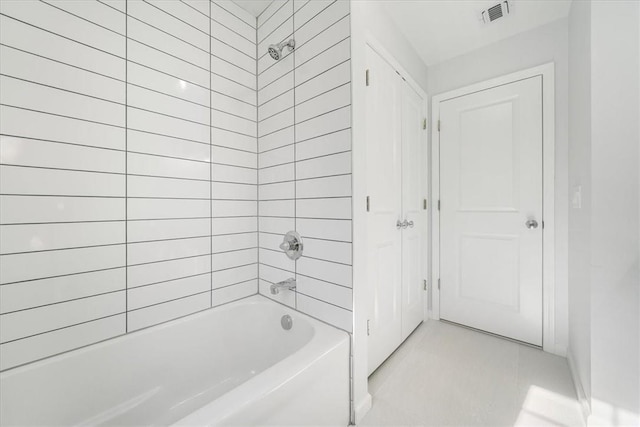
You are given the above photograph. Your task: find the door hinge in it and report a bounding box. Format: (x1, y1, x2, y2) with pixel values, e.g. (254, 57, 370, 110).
(423, 199, 427, 210)
(365, 69, 370, 86)
(437, 120, 441, 132)
(366, 196, 370, 212)
(422, 118, 427, 130)
(438, 278, 441, 290)
(367, 319, 370, 336)
(437, 200, 441, 211)
(423, 279, 427, 291)
(542, 220, 545, 229)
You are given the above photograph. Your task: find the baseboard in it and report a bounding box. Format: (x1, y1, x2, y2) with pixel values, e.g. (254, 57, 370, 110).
(567, 348, 591, 424)
(353, 393, 372, 425)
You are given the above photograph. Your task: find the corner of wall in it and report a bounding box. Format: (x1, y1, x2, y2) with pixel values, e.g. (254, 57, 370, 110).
(567, 346, 592, 424)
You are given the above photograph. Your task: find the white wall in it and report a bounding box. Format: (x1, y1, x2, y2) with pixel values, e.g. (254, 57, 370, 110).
(355, 1, 428, 91)
(567, 0, 592, 414)
(588, 1, 639, 424)
(427, 17, 570, 354)
(0, 0, 260, 371)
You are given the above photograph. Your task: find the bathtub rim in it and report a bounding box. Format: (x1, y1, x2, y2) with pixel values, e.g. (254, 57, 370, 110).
(0, 294, 348, 379)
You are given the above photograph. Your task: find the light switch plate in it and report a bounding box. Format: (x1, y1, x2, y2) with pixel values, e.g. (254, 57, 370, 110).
(572, 185, 582, 209)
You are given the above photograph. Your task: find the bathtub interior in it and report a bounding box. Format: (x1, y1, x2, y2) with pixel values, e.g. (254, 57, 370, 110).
(0, 296, 322, 426)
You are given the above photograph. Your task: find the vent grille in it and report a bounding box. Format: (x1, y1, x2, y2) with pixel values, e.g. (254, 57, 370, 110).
(480, 1, 511, 24)
(487, 3, 503, 21)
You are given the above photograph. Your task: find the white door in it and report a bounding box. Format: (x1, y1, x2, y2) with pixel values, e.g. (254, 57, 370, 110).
(365, 45, 403, 374)
(401, 82, 425, 340)
(439, 76, 543, 346)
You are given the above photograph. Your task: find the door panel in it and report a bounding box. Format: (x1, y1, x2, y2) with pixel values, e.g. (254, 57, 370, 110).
(439, 76, 543, 346)
(401, 82, 424, 340)
(365, 45, 402, 375)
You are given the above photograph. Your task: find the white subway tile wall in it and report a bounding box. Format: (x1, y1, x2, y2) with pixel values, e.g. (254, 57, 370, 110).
(257, 0, 352, 332)
(0, 0, 351, 371)
(0, 0, 258, 370)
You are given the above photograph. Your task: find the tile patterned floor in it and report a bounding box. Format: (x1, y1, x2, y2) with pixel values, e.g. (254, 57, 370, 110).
(359, 320, 585, 427)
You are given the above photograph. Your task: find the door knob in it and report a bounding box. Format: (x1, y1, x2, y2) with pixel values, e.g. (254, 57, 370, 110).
(525, 219, 539, 229)
(407, 220, 414, 228)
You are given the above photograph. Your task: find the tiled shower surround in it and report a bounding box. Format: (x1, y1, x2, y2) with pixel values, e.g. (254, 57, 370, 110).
(0, 0, 351, 371)
(256, 0, 352, 331)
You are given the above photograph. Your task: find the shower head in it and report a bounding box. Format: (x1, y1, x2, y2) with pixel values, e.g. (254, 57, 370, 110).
(268, 39, 295, 61)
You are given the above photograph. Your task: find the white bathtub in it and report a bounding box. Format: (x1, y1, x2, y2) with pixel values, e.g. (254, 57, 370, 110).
(0, 295, 351, 426)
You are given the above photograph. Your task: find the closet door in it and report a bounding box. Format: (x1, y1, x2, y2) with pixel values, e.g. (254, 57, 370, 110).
(365, 45, 403, 375)
(400, 82, 425, 340)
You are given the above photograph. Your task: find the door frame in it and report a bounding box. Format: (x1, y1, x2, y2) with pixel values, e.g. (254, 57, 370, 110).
(430, 63, 557, 354)
(350, 25, 429, 421)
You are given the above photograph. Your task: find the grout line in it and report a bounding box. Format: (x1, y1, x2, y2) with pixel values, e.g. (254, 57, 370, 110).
(258, 81, 349, 124)
(256, 2, 261, 302)
(212, 1, 257, 31)
(0, 312, 126, 345)
(260, 247, 351, 267)
(0, 134, 125, 154)
(257, 0, 289, 31)
(143, 0, 209, 37)
(1, 288, 126, 315)
(180, 0, 209, 18)
(0, 103, 126, 129)
(126, 34, 209, 72)
(259, 230, 351, 244)
(127, 289, 212, 313)
(0, 266, 125, 287)
(124, 1, 129, 332)
(210, 0, 214, 309)
(0, 13, 125, 60)
(292, 0, 298, 311)
(97, 0, 125, 15)
(127, 12, 211, 56)
(0, 219, 127, 226)
(127, 55, 210, 90)
(0, 43, 125, 83)
(40, 0, 125, 37)
(210, 31, 257, 63)
(127, 271, 212, 291)
(258, 58, 350, 107)
(210, 15, 255, 45)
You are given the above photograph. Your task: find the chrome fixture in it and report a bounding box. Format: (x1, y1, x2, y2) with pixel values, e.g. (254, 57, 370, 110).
(281, 314, 293, 330)
(268, 39, 295, 60)
(526, 219, 539, 229)
(280, 231, 303, 260)
(270, 278, 296, 295)
(396, 220, 414, 229)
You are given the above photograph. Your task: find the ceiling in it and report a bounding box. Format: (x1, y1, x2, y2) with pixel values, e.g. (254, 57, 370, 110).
(382, 0, 572, 66)
(231, 1, 571, 67)
(233, 0, 272, 17)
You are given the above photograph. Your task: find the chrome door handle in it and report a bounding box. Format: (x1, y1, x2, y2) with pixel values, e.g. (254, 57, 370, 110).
(397, 220, 414, 229)
(396, 220, 409, 229)
(526, 219, 539, 229)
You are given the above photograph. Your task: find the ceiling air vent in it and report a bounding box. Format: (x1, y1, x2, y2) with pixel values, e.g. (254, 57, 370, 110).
(480, 1, 511, 24)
